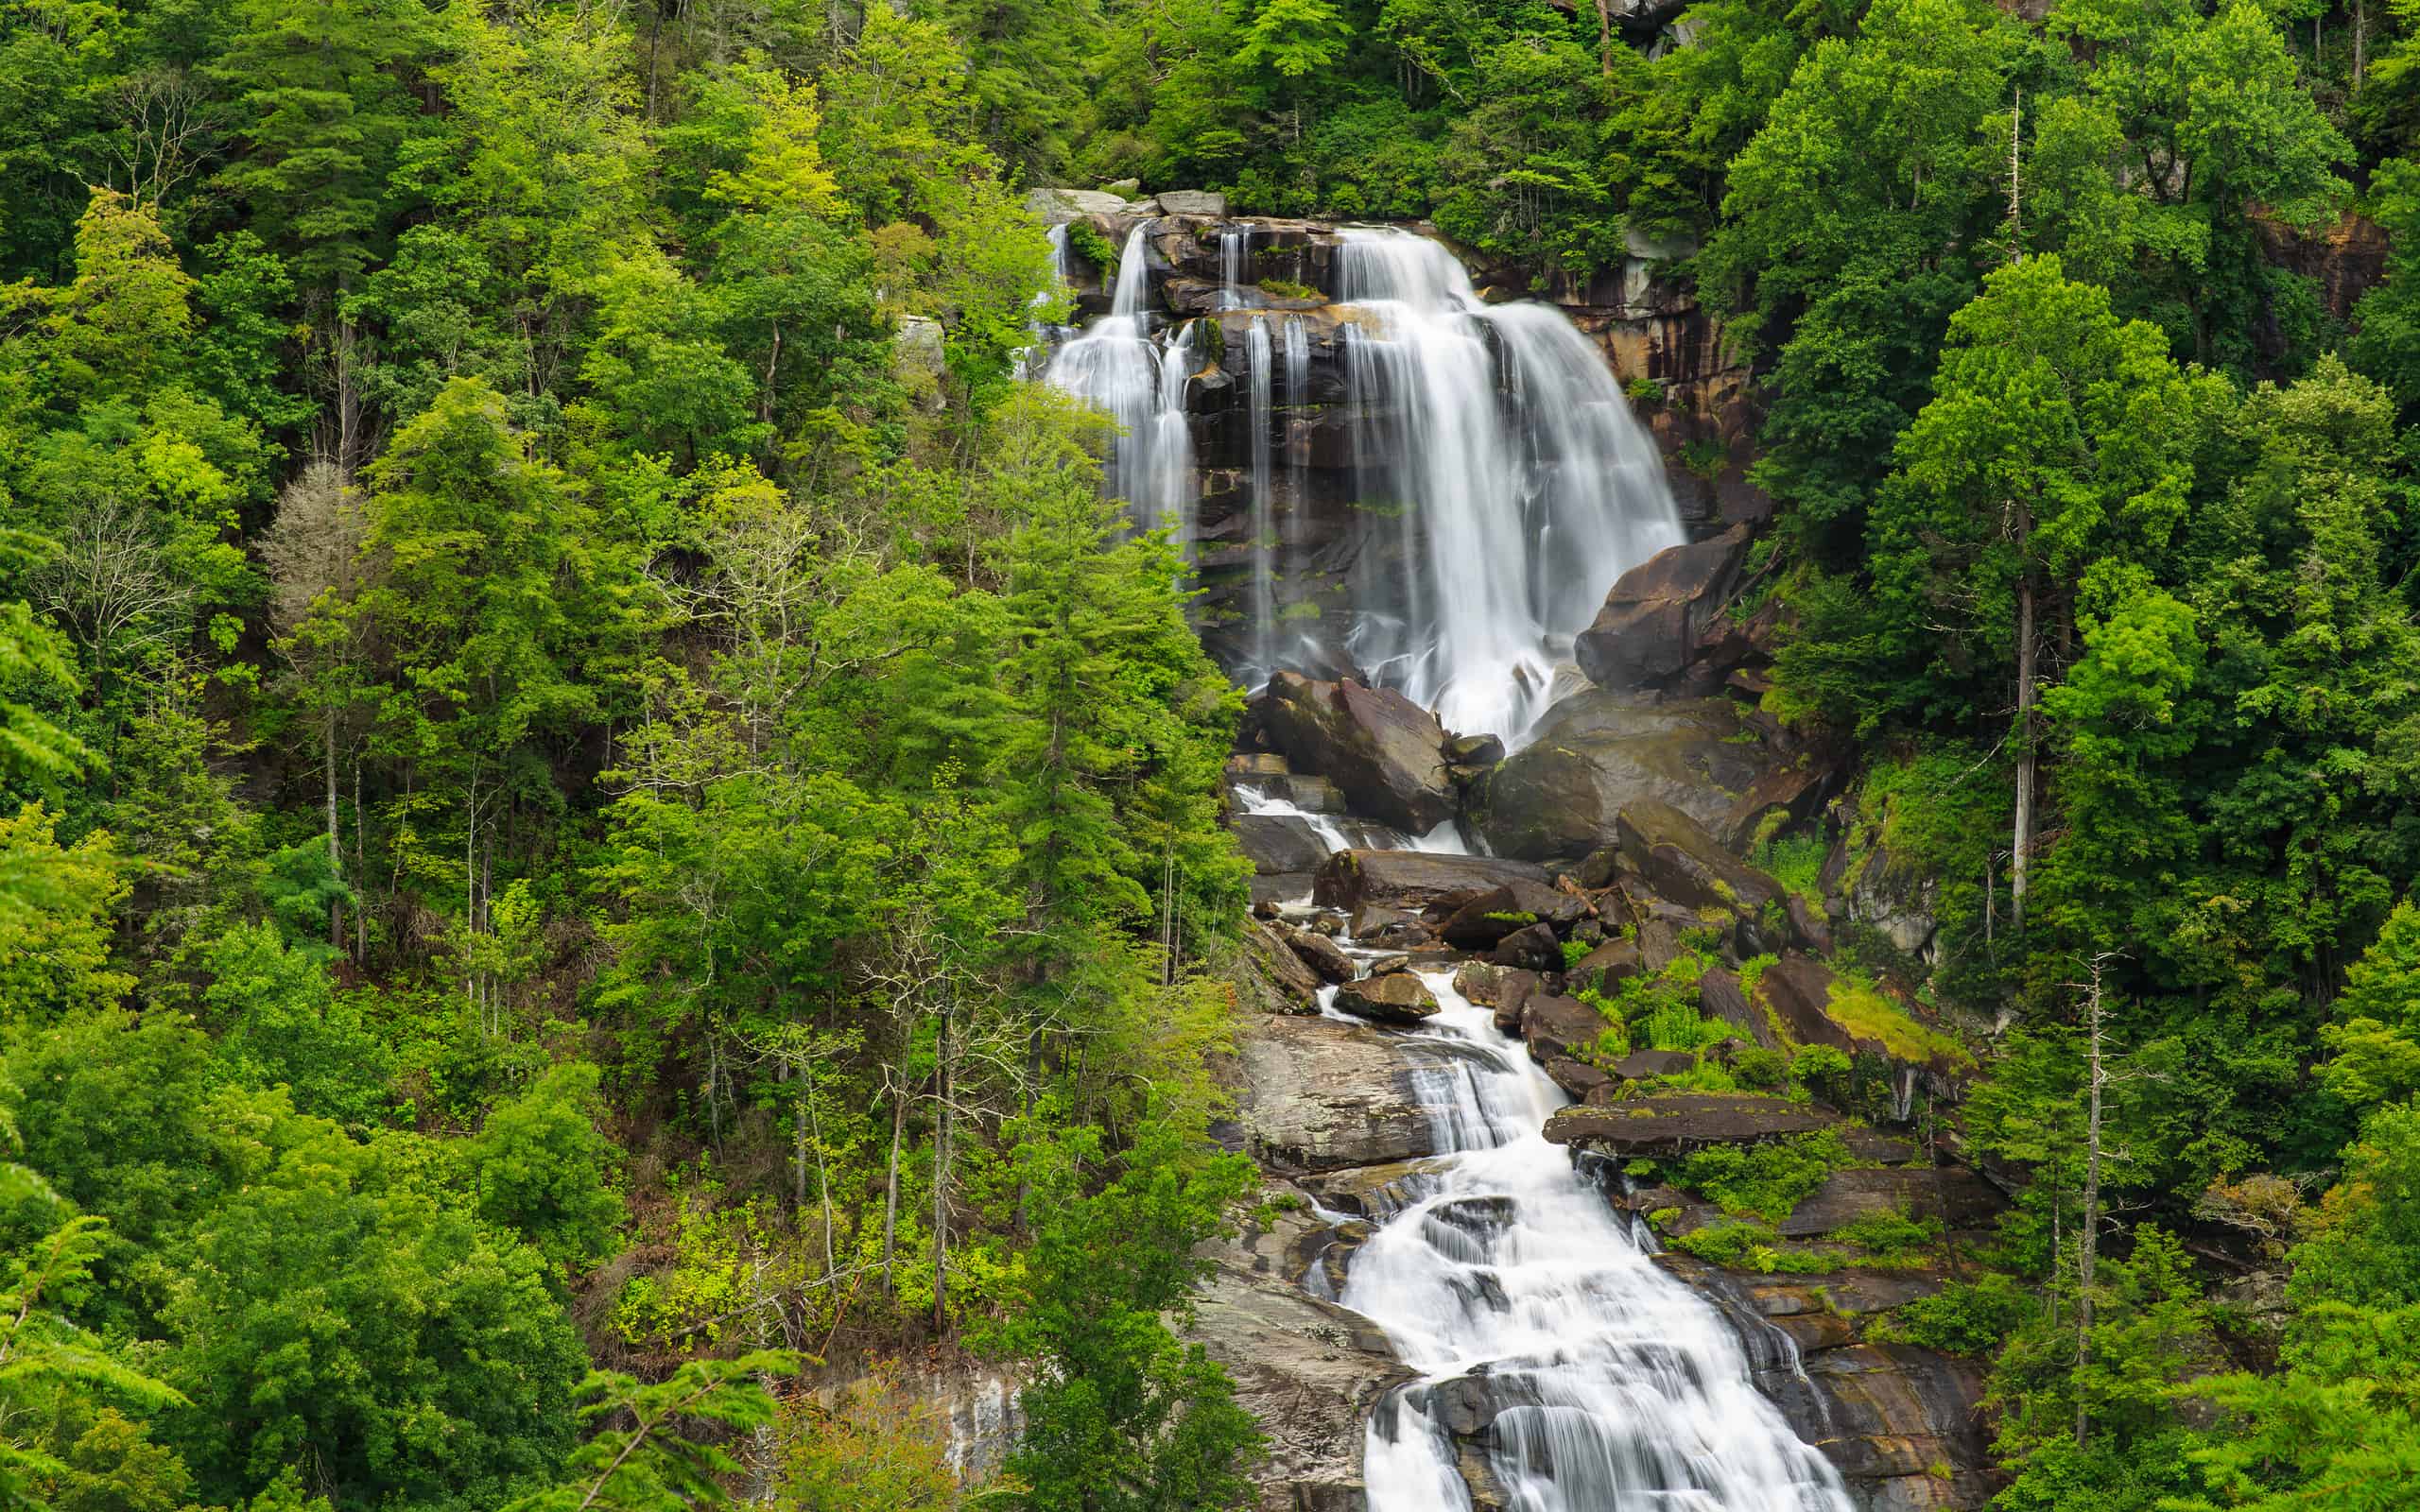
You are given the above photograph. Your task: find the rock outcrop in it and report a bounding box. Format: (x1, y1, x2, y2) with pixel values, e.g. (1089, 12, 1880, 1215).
(1255, 673, 1455, 833)
(1234, 1012, 1445, 1173)
(1573, 524, 1755, 693)
(1543, 1093, 1839, 1157)
(1311, 849, 1549, 914)
(1469, 692, 1776, 861)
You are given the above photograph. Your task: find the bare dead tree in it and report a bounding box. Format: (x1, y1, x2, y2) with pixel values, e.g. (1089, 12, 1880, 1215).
(41, 503, 194, 729)
(260, 461, 372, 950)
(105, 70, 216, 206)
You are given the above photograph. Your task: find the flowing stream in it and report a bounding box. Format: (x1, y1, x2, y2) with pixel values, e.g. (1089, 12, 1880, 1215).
(1328, 969, 1857, 1511)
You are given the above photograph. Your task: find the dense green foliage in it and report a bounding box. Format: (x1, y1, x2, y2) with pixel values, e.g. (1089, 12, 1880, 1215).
(0, 1, 1268, 1507)
(9, 0, 2420, 1505)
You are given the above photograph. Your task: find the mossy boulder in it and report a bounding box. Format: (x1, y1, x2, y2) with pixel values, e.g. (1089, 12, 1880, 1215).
(1469, 692, 1774, 862)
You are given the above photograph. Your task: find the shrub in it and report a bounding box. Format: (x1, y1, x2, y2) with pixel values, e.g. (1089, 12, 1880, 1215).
(1871, 1272, 2038, 1356)
(1732, 1046, 1789, 1090)
(1673, 1129, 1849, 1222)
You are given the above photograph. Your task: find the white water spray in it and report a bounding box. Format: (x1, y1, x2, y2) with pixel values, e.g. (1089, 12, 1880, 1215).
(1334, 971, 1856, 1512)
(1333, 229, 1683, 744)
(1044, 224, 1198, 546)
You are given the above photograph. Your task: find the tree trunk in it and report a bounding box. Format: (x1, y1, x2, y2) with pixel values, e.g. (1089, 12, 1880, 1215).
(1594, 0, 1614, 77)
(2076, 956, 2109, 1449)
(324, 708, 344, 952)
(353, 760, 367, 958)
(882, 1061, 908, 1293)
(2011, 523, 2038, 934)
(2357, 0, 2368, 86)
(931, 1005, 951, 1334)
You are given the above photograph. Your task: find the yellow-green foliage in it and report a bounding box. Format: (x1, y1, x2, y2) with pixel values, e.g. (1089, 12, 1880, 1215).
(1824, 973, 1974, 1071)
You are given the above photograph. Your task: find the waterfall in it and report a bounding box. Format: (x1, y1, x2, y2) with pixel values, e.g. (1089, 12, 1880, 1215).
(1044, 224, 1197, 546)
(1036, 220, 1682, 745)
(1245, 318, 1275, 685)
(1219, 228, 1251, 307)
(1334, 229, 1684, 745)
(1333, 970, 1857, 1512)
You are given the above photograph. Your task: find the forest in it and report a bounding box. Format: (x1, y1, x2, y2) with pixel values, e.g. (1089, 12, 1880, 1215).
(0, 0, 2416, 1507)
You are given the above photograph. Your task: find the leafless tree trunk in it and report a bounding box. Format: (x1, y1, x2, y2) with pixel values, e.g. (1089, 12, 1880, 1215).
(931, 1003, 951, 1334)
(2011, 505, 2037, 934)
(2076, 953, 2112, 1448)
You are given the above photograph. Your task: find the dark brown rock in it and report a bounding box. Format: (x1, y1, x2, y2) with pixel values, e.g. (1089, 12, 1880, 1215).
(1313, 850, 1551, 914)
(1349, 902, 1428, 946)
(1758, 953, 1856, 1053)
(1570, 937, 1646, 996)
(1256, 672, 1455, 832)
(1718, 764, 1835, 851)
(1521, 993, 1607, 1062)
(1544, 1093, 1836, 1157)
(1776, 1166, 2007, 1240)
(1611, 1049, 1700, 1080)
(1437, 880, 1589, 949)
(1616, 799, 1785, 919)
(1573, 523, 1754, 691)
(1470, 692, 1776, 861)
(1333, 972, 1442, 1025)
(1283, 926, 1356, 986)
(1786, 893, 1834, 955)
(1490, 920, 1564, 971)
(1698, 967, 1778, 1050)
(1545, 1057, 1613, 1100)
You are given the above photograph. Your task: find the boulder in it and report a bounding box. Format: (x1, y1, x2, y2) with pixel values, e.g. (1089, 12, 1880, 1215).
(1026, 186, 1132, 220)
(1786, 893, 1834, 956)
(1446, 732, 1506, 766)
(1616, 799, 1785, 919)
(1611, 1049, 1700, 1080)
(1697, 967, 1778, 1049)
(1720, 764, 1836, 851)
(1233, 814, 1336, 876)
(1490, 921, 1564, 971)
(1238, 918, 1324, 1013)
(1257, 673, 1455, 833)
(1470, 692, 1777, 861)
(1520, 994, 1606, 1063)
(1544, 1093, 1836, 1158)
(1756, 954, 1857, 1053)
(1776, 1166, 2006, 1241)
(1349, 904, 1431, 950)
(1573, 523, 1754, 692)
(1233, 1013, 1444, 1172)
(1283, 927, 1356, 986)
(1333, 972, 1442, 1026)
(1568, 937, 1645, 996)
(1545, 1057, 1613, 1101)
(1436, 880, 1588, 950)
(1156, 188, 1228, 216)
(1312, 850, 1549, 914)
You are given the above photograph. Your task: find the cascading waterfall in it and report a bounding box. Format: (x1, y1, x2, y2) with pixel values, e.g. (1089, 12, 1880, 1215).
(1334, 229, 1685, 744)
(1245, 318, 1275, 685)
(1044, 224, 1197, 545)
(1038, 218, 1683, 743)
(1332, 968, 1857, 1512)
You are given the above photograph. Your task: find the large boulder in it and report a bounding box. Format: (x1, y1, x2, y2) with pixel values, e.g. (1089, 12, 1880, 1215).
(1776, 1166, 2006, 1241)
(1573, 523, 1754, 692)
(1156, 188, 1229, 216)
(1282, 926, 1356, 985)
(1233, 814, 1336, 876)
(1756, 953, 1857, 1053)
(1240, 918, 1325, 1012)
(1616, 799, 1785, 919)
(1543, 1093, 1836, 1158)
(1490, 920, 1564, 971)
(1311, 849, 1549, 914)
(1436, 880, 1588, 950)
(1520, 994, 1607, 1063)
(1469, 692, 1776, 861)
(1823, 838, 1941, 959)
(1233, 1013, 1444, 1172)
(1256, 673, 1455, 833)
(1026, 186, 1134, 220)
(1333, 972, 1442, 1026)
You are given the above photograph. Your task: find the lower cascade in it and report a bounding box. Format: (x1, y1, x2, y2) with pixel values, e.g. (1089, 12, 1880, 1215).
(1332, 964, 1856, 1511)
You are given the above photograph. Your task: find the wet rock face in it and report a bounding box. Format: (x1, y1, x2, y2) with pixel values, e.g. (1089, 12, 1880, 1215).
(1574, 524, 1755, 693)
(1616, 798, 1787, 919)
(1470, 692, 1774, 862)
(1234, 1012, 1446, 1173)
(1311, 849, 1550, 915)
(1256, 673, 1456, 833)
(1333, 971, 1443, 1025)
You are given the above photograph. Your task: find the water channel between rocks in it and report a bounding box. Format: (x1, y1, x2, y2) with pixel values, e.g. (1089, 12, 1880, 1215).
(1313, 947, 1855, 1510)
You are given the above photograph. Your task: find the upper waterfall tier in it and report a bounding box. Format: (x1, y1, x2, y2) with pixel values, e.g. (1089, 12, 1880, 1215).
(1036, 218, 1685, 747)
